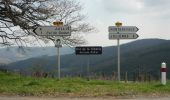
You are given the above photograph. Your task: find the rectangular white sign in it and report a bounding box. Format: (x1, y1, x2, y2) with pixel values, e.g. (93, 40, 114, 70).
(109, 33, 139, 39)
(34, 26, 71, 36)
(108, 26, 139, 33)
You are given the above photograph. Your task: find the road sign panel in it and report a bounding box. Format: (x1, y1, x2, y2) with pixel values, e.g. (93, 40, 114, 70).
(33, 26, 71, 36)
(75, 46, 102, 55)
(108, 26, 139, 33)
(55, 37, 62, 48)
(109, 33, 139, 39)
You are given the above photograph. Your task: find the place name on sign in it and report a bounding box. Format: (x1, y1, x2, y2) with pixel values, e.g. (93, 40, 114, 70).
(75, 46, 102, 55)
(54, 26, 71, 31)
(110, 27, 135, 31)
(109, 33, 138, 39)
(46, 31, 70, 36)
(108, 26, 138, 33)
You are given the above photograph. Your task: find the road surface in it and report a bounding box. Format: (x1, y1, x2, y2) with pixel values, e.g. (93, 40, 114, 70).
(0, 97, 170, 100)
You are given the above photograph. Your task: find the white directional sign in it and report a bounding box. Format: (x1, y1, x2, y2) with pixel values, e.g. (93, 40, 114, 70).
(109, 33, 139, 39)
(33, 26, 71, 36)
(108, 26, 139, 33)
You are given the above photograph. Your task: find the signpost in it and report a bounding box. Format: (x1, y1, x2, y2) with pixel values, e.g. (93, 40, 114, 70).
(33, 21, 72, 79)
(108, 22, 139, 82)
(54, 36, 63, 79)
(75, 46, 102, 79)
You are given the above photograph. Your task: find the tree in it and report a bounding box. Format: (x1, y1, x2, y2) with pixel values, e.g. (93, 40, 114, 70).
(0, 0, 94, 47)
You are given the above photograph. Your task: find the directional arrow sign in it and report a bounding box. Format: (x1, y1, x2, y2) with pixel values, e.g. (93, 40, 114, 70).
(33, 26, 71, 36)
(108, 26, 139, 33)
(109, 33, 139, 39)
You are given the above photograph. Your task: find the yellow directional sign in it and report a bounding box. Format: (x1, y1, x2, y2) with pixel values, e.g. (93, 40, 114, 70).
(53, 21, 63, 26)
(115, 22, 122, 27)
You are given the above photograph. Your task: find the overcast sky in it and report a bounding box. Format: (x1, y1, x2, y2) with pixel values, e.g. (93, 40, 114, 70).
(79, 0, 170, 46)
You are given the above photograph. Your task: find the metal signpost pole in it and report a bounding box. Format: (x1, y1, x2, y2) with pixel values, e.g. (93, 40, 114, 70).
(116, 22, 122, 82)
(53, 21, 63, 79)
(57, 44, 60, 79)
(55, 37, 61, 79)
(87, 56, 90, 80)
(117, 38, 120, 81)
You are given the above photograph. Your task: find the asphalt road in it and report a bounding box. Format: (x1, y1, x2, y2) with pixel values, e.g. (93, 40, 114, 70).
(0, 97, 170, 100)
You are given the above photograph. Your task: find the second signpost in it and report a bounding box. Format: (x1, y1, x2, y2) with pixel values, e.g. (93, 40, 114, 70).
(108, 22, 139, 81)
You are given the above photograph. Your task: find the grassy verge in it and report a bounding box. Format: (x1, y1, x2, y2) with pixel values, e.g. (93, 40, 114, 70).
(0, 71, 170, 97)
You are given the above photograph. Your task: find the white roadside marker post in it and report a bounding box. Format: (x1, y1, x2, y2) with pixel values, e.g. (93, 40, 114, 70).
(161, 62, 167, 85)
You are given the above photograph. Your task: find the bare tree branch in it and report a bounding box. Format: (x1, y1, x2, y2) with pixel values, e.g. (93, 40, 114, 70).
(0, 0, 94, 47)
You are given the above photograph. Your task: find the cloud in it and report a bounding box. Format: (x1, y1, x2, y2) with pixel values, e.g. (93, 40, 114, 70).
(101, 0, 170, 15)
(101, 0, 144, 14)
(142, 0, 170, 8)
(99, 0, 170, 23)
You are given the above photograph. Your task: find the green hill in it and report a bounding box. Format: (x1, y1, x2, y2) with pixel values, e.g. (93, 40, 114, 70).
(7, 39, 170, 80)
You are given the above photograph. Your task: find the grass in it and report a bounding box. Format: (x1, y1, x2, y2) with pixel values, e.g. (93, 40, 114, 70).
(0, 71, 170, 97)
